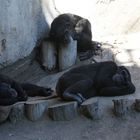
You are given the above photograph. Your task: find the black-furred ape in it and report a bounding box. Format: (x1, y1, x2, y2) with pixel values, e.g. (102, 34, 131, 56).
(0, 74, 53, 106)
(56, 61, 135, 105)
(49, 13, 101, 60)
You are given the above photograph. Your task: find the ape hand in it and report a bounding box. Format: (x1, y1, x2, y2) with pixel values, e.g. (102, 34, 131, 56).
(41, 88, 54, 96)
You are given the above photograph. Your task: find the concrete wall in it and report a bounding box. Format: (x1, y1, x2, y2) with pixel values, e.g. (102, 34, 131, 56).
(0, 0, 49, 67)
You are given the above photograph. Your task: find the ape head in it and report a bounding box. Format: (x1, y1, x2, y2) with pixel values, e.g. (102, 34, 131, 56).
(0, 83, 18, 98)
(49, 29, 74, 44)
(21, 83, 53, 97)
(112, 66, 131, 86)
(49, 14, 76, 44)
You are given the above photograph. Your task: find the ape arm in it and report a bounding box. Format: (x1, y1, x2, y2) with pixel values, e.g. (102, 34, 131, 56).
(21, 83, 53, 97)
(96, 62, 118, 88)
(99, 81, 135, 96)
(97, 63, 135, 96)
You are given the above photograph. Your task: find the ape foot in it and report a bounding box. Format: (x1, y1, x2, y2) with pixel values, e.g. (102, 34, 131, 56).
(78, 51, 94, 61)
(92, 41, 102, 50)
(41, 88, 54, 96)
(78, 41, 102, 61)
(92, 41, 102, 55)
(77, 93, 86, 106)
(77, 93, 86, 102)
(63, 92, 86, 105)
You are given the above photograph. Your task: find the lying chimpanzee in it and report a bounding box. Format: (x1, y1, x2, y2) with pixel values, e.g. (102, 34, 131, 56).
(49, 13, 101, 60)
(56, 61, 135, 105)
(0, 74, 53, 106)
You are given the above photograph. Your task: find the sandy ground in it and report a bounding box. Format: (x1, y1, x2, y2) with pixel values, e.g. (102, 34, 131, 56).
(1, 0, 140, 140)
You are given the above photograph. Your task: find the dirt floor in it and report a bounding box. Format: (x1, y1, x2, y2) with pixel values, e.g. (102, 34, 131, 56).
(1, 0, 140, 140)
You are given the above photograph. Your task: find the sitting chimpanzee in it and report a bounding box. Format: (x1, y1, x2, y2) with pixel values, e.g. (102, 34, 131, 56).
(49, 13, 101, 60)
(0, 74, 53, 106)
(56, 61, 135, 105)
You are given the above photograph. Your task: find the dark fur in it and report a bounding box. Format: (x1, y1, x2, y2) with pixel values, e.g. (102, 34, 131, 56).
(49, 13, 101, 55)
(56, 61, 135, 104)
(0, 74, 53, 106)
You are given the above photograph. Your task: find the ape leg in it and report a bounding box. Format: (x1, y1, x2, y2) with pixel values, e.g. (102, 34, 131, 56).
(21, 83, 53, 97)
(63, 79, 93, 104)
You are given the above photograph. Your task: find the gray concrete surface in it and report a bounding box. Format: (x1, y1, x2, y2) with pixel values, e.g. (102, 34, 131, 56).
(0, 0, 140, 140)
(0, 33, 140, 140)
(0, 0, 49, 67)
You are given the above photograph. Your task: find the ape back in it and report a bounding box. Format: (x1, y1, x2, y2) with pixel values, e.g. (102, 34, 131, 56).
(56, 61, 135, 104)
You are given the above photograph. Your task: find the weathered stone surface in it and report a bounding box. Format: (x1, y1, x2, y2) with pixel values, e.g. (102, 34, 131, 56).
(134, 99, 140, 112)
(59, 36, 77, 71)
(48, 101, 78, 121)
(81, 98, 101, 120)
(8, 103, 25, 124)
(42, 40, 57, 71)
(25, 100, 48, 121)
(0, 0, 48, 68)
(113, 99, 129, 117)
(0, 105, 12, 123)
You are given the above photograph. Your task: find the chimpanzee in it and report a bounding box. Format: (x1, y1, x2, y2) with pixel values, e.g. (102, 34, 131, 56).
(0, 74, 53, 106)
(56, 61, 135, 105)
(49, 13, 101, 60)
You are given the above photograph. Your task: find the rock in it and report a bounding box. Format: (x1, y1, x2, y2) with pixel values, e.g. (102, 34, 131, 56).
(0, 105, 12, 123)
(25, 100, 48, 121)
(42, 40, 57, 71)
(8, 103, 25, 124)
(59, 36, 77, 71)
(48, 101, 78, 121)
(80, 97, 101, 120)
